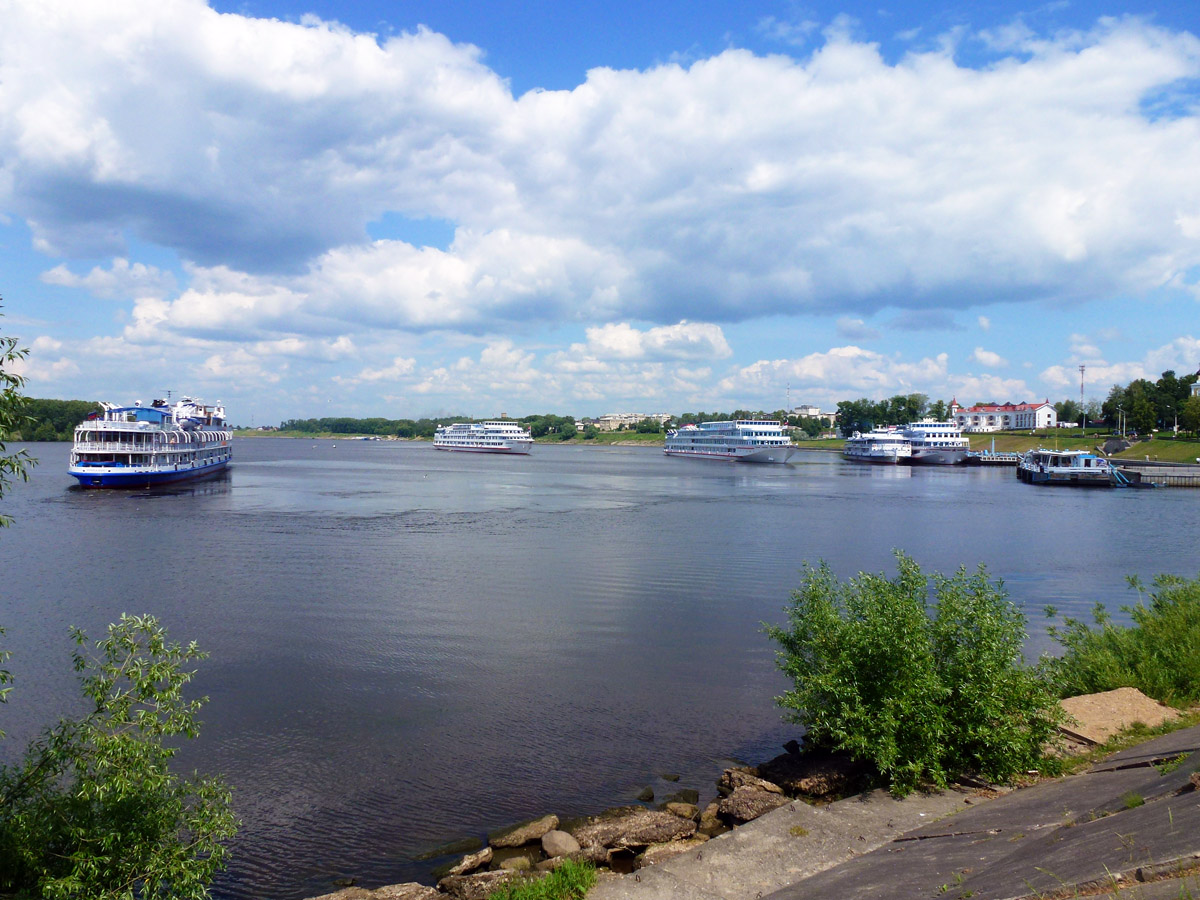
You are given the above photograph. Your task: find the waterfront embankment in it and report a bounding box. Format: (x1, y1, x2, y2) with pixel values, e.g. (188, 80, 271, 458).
(305, 691, 1199, 900)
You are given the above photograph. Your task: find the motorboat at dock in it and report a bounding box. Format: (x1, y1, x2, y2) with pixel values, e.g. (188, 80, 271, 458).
(1016, 449, 1114, 486)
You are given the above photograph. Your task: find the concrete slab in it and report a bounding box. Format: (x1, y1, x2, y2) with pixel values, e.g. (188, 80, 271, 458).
(593, 725, 1200, 900)
(589, 787, 967, 900)
(1091, 729, 1200, 773)
(762, 726, 1200, 900)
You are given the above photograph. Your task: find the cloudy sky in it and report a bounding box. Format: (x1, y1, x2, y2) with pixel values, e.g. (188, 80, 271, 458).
(2, 0, 1199, 424)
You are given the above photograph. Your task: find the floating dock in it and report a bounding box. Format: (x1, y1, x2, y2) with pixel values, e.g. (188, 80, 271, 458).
(965, 451, 1021, 466)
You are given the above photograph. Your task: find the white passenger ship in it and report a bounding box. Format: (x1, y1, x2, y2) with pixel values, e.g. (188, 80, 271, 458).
(843, 428, 913, 465)
(433, 421, 534, 454)
(663, 420, 795, 463)
(901, 419, 969, 465)
(68, 396, 232, 488)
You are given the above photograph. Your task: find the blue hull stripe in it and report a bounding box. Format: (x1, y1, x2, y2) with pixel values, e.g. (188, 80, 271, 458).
(68, 460, 230, 488)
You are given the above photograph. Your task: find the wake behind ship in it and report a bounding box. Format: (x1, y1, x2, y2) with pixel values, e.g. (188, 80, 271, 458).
(68, 396, 232, 488)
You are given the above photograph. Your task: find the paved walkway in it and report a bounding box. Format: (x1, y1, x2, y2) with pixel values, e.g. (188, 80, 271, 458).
(590, 726, 1200, 900)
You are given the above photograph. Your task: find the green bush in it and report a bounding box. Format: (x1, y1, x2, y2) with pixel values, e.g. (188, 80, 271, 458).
(767, 552, 1063, 795)
(0, 615, 237, 899)
(486, 859, 595, 900)
(1044, 574, 1200, 707)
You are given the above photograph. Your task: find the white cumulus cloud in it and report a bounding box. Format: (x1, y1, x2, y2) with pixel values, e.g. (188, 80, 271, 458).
(971, 347, 1008, 368)
(1, 4, 1198, 339)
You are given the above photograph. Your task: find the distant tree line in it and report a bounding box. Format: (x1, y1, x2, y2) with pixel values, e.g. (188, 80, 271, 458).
(279, 416, 461, 437)
(8, 398, 100, 441)
(834, 394, 941, 436)
(677, 409, 835, 437)
(1099, 370, 1199, 436)
(276, 412, 579, 440)
(22, 369, 1198, 444)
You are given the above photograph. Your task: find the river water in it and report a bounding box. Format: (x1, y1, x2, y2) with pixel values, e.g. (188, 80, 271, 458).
(1, 438, 1196, 898)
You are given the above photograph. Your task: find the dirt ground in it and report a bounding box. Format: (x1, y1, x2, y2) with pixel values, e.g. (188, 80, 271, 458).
(1058, 687, 1181, 746)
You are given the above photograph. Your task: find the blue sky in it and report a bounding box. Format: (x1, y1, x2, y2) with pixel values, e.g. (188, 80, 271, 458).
(2, 0, 1199, 425)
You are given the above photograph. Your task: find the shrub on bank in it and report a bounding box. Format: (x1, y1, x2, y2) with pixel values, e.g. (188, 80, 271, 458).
(766, 552, 1064, 796)
(486, 859, 595, 900)
(1044, 574, 1200, 707)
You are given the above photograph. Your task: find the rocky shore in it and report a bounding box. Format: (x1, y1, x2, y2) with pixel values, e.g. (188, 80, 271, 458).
(306, 688, 1186, 900)
(306, 746, 867, 900)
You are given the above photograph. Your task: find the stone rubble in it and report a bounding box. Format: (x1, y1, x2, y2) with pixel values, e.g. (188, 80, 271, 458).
(302, 742, 868, 899)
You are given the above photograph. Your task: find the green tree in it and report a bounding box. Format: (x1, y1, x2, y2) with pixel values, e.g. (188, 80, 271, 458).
(1044, 574, 1200, 707)
(1, 303, 35, 527)
(1054, 399, 1080, 426)
(767, 553, 1063, 795)
(1180, 395, 1200, 437)
(0, 615, 237, 899)
(928, 399, 948, 421)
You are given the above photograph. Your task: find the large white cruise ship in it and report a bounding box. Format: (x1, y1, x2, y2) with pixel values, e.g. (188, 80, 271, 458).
(664, 419, 795, 463)
(901, 419, 969, 465)
(433, 420, 534, 454)
(843, 428, 912, 465)
(68, 396, 232, 488)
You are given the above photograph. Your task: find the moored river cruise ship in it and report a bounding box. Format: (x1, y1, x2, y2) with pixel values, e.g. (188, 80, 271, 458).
(664, 419, 796, 463)
(843, 428, 913, 465)
(901, 419, 970, 465)
(69, 397, 232, 488)
(433, 421, 534, 454)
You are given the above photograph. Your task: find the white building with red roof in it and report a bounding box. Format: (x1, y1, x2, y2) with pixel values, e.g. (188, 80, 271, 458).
(949, 399, 1057, 432)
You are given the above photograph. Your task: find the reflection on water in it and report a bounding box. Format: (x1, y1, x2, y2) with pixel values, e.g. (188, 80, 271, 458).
(1, 440, 1197, 899)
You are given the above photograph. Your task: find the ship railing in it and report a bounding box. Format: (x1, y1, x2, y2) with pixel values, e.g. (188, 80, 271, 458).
(72, 440, 159, 453)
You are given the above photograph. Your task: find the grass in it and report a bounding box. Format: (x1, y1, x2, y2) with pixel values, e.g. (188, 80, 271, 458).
(1053, 709, 1200, 778)
(1120, 791, 1145, 809)
(485, 859, 596, 900)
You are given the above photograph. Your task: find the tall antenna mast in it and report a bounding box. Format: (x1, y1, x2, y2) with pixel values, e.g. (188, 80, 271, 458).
(786, 382, 790, 412)
(1078, 364, 1086, 433)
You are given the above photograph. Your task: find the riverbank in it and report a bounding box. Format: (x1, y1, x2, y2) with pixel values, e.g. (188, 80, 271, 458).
(232, 429, 1200, 461)
(305, 692, 1200, 900)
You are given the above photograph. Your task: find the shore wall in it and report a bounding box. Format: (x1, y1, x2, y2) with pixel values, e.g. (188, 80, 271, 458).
(1113, 462, 1200, 487)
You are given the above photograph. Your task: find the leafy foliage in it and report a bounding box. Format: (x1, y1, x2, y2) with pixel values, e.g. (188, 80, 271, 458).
(0, 615, 237, 899)
(485, 859, 596, 900)
(767, 552, 1063, 795)
(1044, 574, 1200, 707)
(0, 302, 35, 527)
(278, 415, 464, 437)
(1101, 370, 1199, 433)
(834, 394, 930, 436)
(11, 399, 103, 441)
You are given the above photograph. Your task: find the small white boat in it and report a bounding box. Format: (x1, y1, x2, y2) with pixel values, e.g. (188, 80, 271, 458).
(843, 428, 912, 465)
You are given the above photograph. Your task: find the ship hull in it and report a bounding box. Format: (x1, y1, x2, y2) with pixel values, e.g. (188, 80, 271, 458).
(664, 446, 795, 464)
(908, 448, 968, 465)
(68, 458, 231, 488)
(433, 443, 531, 454)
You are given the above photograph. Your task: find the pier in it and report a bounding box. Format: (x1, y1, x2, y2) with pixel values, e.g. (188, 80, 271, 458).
(1112, 460, 1200, 487)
